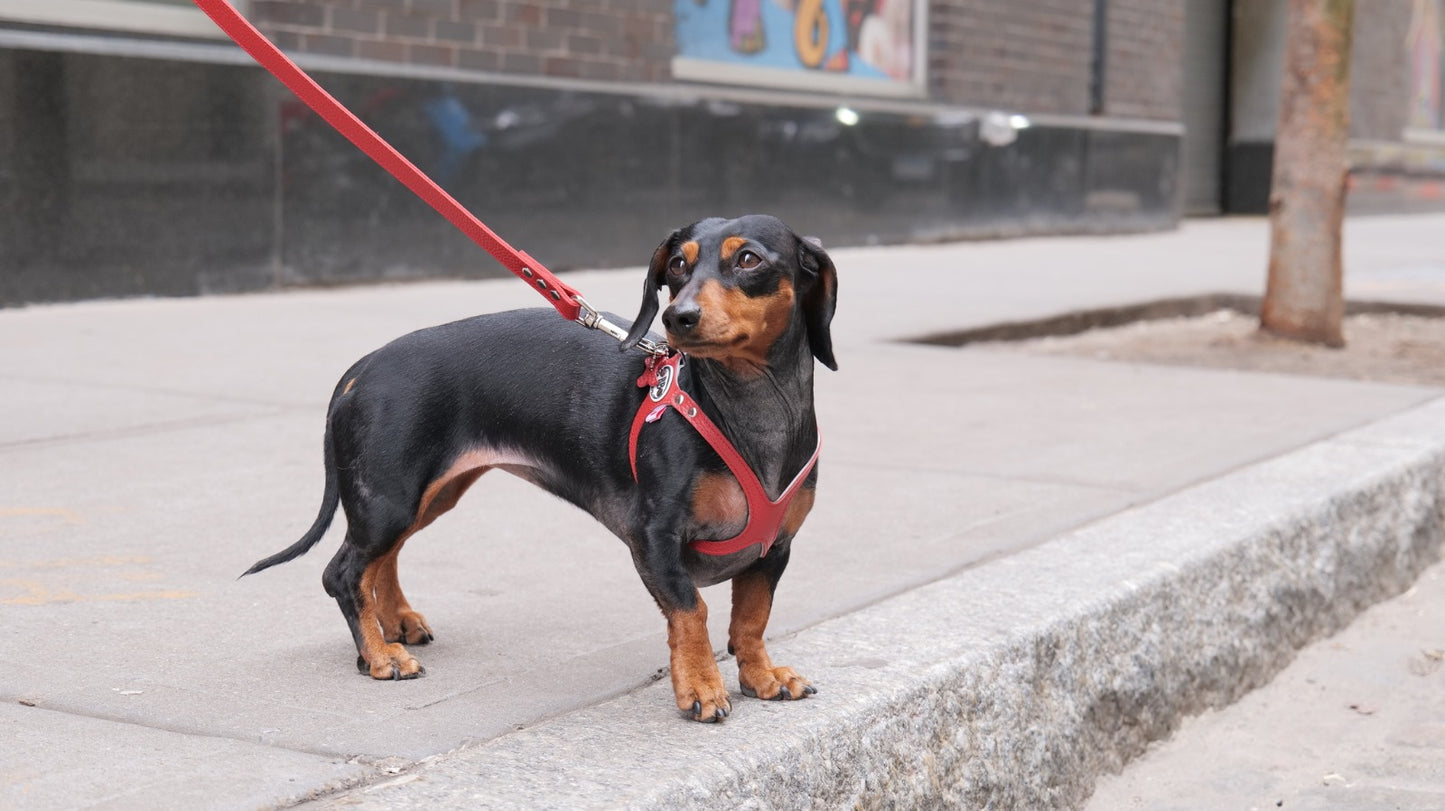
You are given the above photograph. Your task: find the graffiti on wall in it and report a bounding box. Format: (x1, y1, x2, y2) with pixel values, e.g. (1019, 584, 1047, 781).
(1407, 0, 1444, 130)
(674, 0, 920, 90)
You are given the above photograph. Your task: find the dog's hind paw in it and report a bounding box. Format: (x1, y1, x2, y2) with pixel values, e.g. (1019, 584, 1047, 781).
(359, 643, 425, 680)
(402, 613, 435, 645)
(384, 610, 435, 645)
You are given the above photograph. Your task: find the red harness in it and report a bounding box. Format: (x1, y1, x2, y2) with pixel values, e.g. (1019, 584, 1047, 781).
(629, 354, 820, 558)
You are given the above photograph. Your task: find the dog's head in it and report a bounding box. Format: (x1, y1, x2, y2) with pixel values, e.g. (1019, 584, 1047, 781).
(623, 215, 838, 374)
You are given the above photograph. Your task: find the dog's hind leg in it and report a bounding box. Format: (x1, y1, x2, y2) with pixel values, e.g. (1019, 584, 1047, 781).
(372, 545, 433, 645)
(372, 465, 491, 646)
(356, 550, 425, 679)
(322, 539, 368, 660)
(323, 521, 424, 680)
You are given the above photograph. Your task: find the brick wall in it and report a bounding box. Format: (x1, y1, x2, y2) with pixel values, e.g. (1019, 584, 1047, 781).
(250, 1, 1190, 122)
(1103, 0, 1184, 121)
(927, 0, 1184, 121)
(249, 0, 675, 82)
(927, 0, 1095, 115)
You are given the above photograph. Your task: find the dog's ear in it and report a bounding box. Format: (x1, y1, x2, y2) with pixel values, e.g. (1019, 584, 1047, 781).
(797, 235, 838, 371)
(621, 232, 675, 350)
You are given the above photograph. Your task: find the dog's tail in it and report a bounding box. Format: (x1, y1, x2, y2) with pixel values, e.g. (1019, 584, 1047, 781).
(241, 414, 341, 577)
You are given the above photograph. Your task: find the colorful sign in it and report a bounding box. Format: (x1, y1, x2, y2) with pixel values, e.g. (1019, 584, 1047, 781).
(673, 0, 923, 94)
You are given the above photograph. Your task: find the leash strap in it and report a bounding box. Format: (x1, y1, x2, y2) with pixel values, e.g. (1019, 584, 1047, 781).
(192, 0, 583, 321)
(629, 354, 820, 558)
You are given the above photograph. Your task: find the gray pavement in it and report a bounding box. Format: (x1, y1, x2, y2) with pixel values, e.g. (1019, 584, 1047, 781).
(3, 214, 1444, 808)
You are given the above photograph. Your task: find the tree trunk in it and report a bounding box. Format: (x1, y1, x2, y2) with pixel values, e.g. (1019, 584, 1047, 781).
(1260, 0, 1355, 347)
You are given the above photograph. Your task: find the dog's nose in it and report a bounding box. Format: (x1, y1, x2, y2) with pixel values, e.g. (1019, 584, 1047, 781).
(663, 302, 701, 335)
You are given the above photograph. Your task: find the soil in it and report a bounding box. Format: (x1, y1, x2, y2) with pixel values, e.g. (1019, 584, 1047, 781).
(985, 308, 1445, 388)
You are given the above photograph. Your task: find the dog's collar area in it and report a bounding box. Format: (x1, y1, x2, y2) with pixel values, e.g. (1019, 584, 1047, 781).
(574, 296, 669, 356)
(628, 353, 820, 558)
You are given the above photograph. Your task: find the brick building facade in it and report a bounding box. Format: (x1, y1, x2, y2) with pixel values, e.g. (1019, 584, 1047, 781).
(251, 0, 676, 82)
(247, 0, 1186, 120)
(1104, 0, 1186, 121)
(0, 0, 1440, 304)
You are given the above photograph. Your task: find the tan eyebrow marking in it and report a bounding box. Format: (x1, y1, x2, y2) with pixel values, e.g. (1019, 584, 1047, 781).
(720, 236, 748, 262)
(681, 241, 700, 264)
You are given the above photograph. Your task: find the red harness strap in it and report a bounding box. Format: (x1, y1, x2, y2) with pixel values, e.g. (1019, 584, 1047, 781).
(192, 0, 583, 321)
(629, 354, 820, 558)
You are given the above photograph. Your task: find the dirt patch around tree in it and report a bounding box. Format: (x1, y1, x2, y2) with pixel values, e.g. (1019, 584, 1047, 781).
(921, 295, 1445, 388)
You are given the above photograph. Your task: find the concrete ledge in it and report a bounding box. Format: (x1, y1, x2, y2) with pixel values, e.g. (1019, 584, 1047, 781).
(319, 397, 1445, 810)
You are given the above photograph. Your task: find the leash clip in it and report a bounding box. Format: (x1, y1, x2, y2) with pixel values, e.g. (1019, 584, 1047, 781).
(574, 296, 669, 357)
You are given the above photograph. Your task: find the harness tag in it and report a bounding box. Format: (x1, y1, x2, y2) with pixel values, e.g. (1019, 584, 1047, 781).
(639, 353, 681, 401)
(644, 405, 668, 424)
(649, 363, 675, 402)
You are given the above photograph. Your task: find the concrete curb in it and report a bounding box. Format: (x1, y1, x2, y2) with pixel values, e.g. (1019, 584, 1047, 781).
(319, 396, 1445, 810)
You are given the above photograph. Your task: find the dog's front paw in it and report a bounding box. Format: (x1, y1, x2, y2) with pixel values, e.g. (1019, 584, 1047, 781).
(739, 664, 816, 701)
(358, 643, 425, 680)
(674, 671, 732, 722)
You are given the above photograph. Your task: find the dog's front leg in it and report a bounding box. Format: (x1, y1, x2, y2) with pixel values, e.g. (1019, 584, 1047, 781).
(633, 521, 731, 722)
(664, 590, 730, 722)
(729, 547, 816, 701)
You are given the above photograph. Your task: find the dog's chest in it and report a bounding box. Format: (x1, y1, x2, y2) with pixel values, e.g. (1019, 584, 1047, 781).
(689, 472, 748, 537)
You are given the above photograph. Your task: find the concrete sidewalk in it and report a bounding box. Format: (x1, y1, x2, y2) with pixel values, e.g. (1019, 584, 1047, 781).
(2, 215, 1444, 808)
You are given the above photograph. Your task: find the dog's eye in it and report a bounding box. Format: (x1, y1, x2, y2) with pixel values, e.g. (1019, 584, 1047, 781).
(736, 250, 762, 270)
(667, 256, 687, 277)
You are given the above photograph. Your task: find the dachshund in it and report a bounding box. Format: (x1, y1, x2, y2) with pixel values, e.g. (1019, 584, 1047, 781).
(244, 214, 837, 722)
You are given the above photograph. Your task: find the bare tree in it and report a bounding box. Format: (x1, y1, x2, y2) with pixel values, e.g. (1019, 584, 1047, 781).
(1260, 0, 1355, 347)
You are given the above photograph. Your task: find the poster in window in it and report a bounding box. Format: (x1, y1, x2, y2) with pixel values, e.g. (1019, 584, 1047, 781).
(673, 0, 924, 96)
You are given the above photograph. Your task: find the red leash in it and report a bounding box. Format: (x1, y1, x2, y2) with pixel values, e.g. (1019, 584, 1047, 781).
(192, 0, 583, 321)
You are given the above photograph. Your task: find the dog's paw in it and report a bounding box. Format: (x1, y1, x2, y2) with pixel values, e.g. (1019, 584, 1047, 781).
(387, 607, 430, 644)
(739, 665, 816, 701)
(359, 643, 425, 680)
(674, 673, 732, 722)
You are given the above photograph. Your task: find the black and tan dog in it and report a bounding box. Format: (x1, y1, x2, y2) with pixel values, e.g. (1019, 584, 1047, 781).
(244, 214, 837, 722)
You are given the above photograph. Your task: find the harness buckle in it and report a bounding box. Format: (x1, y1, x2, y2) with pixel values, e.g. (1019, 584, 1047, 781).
(573, 296, 669, 357)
